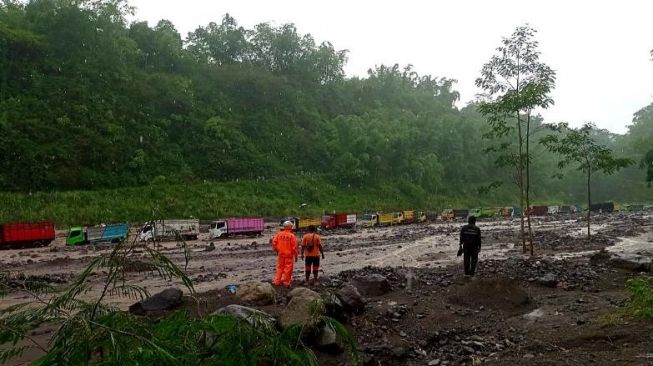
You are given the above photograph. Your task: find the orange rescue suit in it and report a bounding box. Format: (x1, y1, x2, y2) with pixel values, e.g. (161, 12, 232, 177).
(272, 228, 298, 287)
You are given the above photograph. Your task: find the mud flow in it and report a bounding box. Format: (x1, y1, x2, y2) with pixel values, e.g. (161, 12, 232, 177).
(2, 212, 652, 365)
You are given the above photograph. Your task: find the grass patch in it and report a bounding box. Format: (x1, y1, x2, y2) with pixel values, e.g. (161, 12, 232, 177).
(0, 176, 449, 226)
(601, 275, 653, 324)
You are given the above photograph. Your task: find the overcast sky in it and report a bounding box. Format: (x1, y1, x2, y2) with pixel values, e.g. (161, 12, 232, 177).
(129, 0, 653, 134)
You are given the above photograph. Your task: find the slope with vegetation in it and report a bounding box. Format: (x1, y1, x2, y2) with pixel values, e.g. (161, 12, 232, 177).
(0, 0, 651, 225)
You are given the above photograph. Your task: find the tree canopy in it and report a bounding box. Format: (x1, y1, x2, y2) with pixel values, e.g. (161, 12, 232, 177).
(0, 0, 650, 206)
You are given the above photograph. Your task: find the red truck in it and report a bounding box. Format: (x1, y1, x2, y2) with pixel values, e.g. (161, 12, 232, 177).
(526, 206, 549, 216)
(321, 213, 357, 230)
(0, 221, 56, 249)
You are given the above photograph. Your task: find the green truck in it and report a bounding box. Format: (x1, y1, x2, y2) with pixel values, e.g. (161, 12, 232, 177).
(67, 223, 129, 246)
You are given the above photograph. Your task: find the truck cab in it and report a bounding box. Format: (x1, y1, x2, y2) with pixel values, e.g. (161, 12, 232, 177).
(392, 212, 404, 225)
(321, 215, 337, 230)
(139, 222, 154, 241)
(468, 208, 481, 218)
(359, 214, 378, 227)
(66, 226, 86, 246)
(209, 221, 227, 239)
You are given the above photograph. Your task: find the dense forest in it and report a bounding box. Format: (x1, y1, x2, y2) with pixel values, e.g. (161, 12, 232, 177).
(0, 0, 651, 222)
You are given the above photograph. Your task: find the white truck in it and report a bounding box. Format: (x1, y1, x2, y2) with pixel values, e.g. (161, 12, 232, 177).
(139, 219, 200, 241)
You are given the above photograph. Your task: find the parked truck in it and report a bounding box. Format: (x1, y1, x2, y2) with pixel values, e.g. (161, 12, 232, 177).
(441, 209, 455, 220)
(208, 218, 264, 239)
(513, 207, 522, 217)
(527, 206, 549, 216)
(416, 211, 427, 222)
(625, 204, 644, 212)
(0, 221, 55, 249)
(497, 207, 510, 217)
(281, 217, 321, 231)
(590, 202, 614, 213)
(559, 205, 572, 214)
(392, 212, 405, 225)
(401, 210, 416, 224)
(480, 207, 499, 218)
(359, 214, 377, 227)
(321, 213, 356, 230)
(139, 219, 200, 241)
(359, 213, 393, 227)
(468, 208, 481, 218)
(66, 223, 128, 245)
(454, 209, 469, 219)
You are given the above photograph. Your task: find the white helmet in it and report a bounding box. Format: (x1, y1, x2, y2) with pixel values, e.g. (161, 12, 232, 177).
(283, 220, 293, 228)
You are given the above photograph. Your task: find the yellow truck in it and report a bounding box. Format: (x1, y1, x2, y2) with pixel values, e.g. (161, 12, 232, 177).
(402, 210, 416, 224)
(378, 213, 394, 226)
(392, 212, 404, 225)
(441, 209, 455, 221)
(359, 213, 394, 227)
(416, 211, 427, 222)
(359, 214, 378, 227)
(281, 217, 321, 231)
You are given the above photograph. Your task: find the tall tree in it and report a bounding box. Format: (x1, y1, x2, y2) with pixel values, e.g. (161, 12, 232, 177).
(642, 150, 653, 187)
(540, 123, 632, 240)
(475, 25, 556, 255)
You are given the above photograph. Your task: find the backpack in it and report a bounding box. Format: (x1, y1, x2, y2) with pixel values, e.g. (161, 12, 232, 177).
(306, 234, 316, 252)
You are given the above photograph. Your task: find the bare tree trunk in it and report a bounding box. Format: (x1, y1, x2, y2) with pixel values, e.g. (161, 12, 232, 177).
(587, 168, 591, 241)
(517, 117, 526, 253)
(525, 112, 534, 256)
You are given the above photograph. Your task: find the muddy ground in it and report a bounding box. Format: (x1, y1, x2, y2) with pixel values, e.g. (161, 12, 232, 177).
(2, 212, 652, 365)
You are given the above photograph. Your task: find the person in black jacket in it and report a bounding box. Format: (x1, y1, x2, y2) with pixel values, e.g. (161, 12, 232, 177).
(459, 216, 482, 276)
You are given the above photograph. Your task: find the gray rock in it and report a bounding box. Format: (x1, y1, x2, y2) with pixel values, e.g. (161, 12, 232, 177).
(237, 281, 274, 305)
(323, 291, 347, 322)
(608, 253, 652, 272)
(536, 273, 558, 287)
(523, 353, 535, 358)
(523, 308, 545, 321)
(214, 304, 276, 330)
(315, 324, 343, 354)
(278, 289, 323, 329)
(336, 284, 366, 313)
(392, 346, 408, 358)
(351, 274, 391, 296)
(129, 287, 183, 315)
(428, 359, 441, 366)
(287, 287, 320, 301)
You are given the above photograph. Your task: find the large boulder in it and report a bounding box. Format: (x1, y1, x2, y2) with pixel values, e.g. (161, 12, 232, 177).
(323, 291, 347, 322)
(608, 253, 652, 272)
(129, 287, 183, 315)
(278, 289, 323, 329)
(536, 273, 558, 288)
(213, 304, 276, 331)
(287, 287, 320, 301)
(237, 281, 275, 305)
(350, 274, 391, 297)
(315, 324, 343, 354)
(336, 284, 366, 313)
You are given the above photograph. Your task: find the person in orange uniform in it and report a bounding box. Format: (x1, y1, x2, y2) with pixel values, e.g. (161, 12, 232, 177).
(300, 225, 325, 285)
(272, 221, 298, 288)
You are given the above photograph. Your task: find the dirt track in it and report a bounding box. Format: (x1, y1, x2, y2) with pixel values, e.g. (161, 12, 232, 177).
(2, 212, 652, 365)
